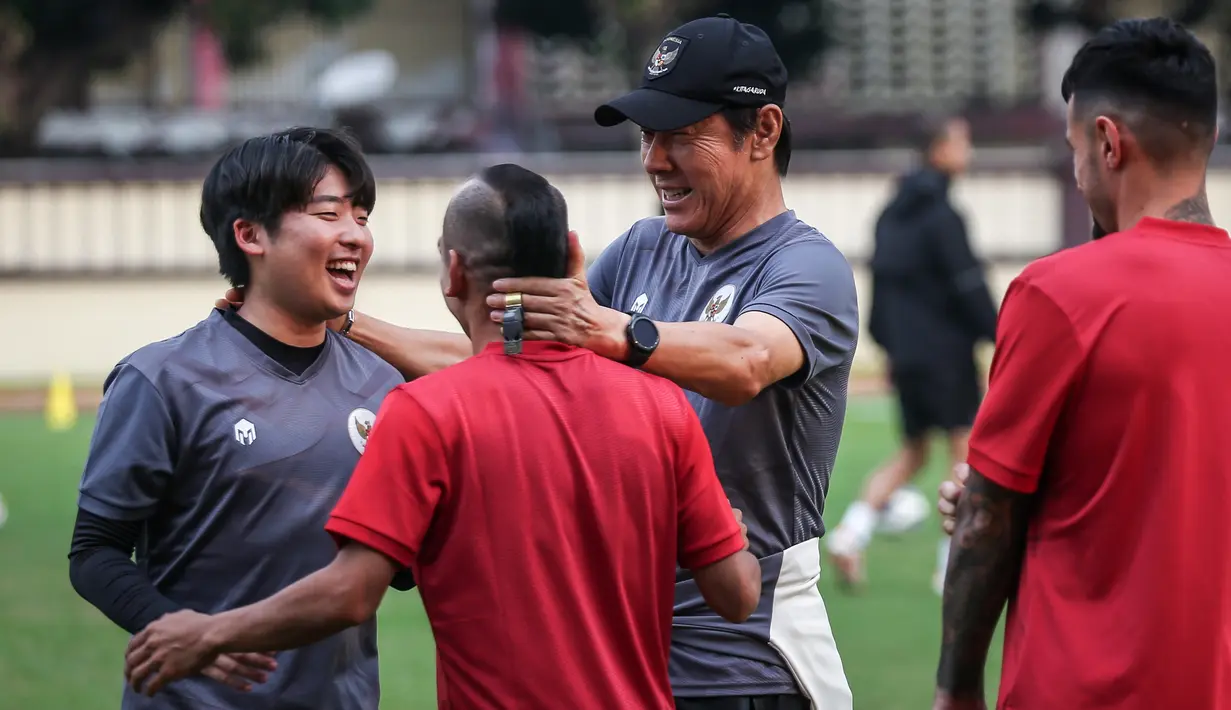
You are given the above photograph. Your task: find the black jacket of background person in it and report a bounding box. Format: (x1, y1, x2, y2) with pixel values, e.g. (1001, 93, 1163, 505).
(868, 167, 999, 371)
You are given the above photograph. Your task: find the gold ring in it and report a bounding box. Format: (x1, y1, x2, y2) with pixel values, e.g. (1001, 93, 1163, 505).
(505, 292, 522, 309)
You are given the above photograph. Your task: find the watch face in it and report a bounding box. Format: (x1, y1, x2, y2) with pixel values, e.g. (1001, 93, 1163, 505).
(631, 317, 659, 349)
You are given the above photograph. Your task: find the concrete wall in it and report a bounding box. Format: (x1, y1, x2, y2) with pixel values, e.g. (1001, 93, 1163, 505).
(7, 148, 1231, 383)
(1, 152, 1064, 273)
(0, 264, 1032, 385)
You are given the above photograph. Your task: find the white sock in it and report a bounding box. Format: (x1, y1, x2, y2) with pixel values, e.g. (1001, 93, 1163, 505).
(935, 538, 951, 577)
(834, 502, 877, 552)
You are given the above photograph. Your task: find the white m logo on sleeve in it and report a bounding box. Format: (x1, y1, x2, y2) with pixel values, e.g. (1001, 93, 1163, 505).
(233, 418, 256, 446)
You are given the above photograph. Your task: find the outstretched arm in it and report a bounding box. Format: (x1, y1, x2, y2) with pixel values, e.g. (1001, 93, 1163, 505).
(209, 543, 397, 653)
(934, 469, 1031, 707)
(567, 310, 811, 407)
(214, 289, 470, 380)
(342, 312, 471, 380)
(125, 544, 398, 696)
(488, 232, 859, 406)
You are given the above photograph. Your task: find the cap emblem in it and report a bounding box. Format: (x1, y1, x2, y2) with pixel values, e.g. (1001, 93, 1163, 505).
(647, 36, 687, 78)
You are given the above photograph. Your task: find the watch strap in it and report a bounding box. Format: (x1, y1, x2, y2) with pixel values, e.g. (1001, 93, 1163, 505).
(625, 313, 655, 368)
(338, 309, 356, 337)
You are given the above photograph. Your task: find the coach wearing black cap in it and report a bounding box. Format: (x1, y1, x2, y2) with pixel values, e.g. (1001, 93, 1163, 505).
(232, 15, 860, 710)
(488, 15, 859, 710)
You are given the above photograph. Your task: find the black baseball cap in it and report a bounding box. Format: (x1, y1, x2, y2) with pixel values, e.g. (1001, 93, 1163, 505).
(595, 15, 788, 132)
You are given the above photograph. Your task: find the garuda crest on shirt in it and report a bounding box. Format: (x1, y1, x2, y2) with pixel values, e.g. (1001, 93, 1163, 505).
(347, 408, 376, 454)
(703, 294, 730, 322)
(700, 284, 738, 323)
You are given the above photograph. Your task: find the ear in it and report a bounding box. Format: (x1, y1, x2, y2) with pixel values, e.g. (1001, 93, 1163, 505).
(444, 249, 467, 299)
(750, 105, 784, 164)
(233, 218, 266, 257)
(1093, 116, 1123, 170)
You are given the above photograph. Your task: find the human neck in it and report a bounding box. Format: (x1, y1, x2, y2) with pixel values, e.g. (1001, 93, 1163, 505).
(459, 302, 500, 355)
(467, 324, 501, 355)
(1117, 167, 1215, 231)
(236, 288, 328, 348)
(688, 174, 788, 255)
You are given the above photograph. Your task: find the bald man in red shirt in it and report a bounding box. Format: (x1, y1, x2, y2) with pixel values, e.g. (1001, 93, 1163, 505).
(124, 164, 762, 710)
(933, 18, 1231, 710)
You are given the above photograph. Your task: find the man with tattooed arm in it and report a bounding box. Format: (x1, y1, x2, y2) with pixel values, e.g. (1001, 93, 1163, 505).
(933, 17, 1231, 710)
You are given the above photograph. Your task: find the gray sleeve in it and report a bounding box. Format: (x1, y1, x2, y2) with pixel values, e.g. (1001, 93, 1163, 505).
(740, 238, 861, 388)
(586, 229, 632, 309)
(77, 364, 178, 522)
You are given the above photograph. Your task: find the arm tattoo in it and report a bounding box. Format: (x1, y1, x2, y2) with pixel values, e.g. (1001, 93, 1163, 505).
(1163, 191, 1215, 226)
(936, 468, 1032, 700)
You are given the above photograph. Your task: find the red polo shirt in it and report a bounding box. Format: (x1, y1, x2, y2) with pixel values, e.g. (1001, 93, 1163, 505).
(326, 341, 744, 710)
(968, 217, 1231, 710)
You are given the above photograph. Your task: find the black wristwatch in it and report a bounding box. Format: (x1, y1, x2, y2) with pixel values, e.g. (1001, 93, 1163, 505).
(624, 313, 660, 368)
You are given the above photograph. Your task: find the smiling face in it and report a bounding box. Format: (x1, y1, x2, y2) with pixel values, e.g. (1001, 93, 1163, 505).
(640, 112, 763, 241)
(239, 166, 374, 323)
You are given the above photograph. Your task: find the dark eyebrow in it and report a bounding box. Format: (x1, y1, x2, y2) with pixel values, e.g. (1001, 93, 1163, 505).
(308, 195, 346, 206)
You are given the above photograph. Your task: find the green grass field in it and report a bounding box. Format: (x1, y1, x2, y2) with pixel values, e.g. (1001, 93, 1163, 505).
(0, 396, 1002, 709)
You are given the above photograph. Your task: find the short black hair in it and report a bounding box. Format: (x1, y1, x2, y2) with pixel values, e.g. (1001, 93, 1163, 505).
(442, 164, 569, 285)
(1060, 17, 1218, 161)
(200, 126, 376, 287)
(722, 107, 792, 176)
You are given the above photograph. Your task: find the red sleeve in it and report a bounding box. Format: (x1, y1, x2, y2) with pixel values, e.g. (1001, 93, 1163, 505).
(325, 387, 450, 568)
(673, 392, 746, 570)
(967, 276, 1085, 494)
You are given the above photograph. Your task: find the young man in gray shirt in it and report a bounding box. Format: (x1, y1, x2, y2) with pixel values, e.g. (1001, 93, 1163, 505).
(68, 127, 405, 710)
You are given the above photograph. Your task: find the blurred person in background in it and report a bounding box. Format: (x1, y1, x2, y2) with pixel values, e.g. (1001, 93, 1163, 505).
(934, 18, 1231, 710)
(124, 163, 763, 710)
(68, 127, 407, 710)
(826, 114, 998, 595)
(216, 14, 860, 710)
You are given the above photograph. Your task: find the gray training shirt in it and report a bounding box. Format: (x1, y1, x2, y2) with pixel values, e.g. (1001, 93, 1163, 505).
(588, 210, 860, 702)
(77, 309, 404, 710)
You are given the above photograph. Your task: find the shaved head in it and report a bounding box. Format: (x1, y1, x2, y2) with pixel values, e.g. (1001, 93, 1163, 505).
(440, 164, 569, 286)
(442, 178, 509, 283)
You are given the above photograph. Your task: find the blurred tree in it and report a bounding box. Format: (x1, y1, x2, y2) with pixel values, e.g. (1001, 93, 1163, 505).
(493, 0, 601, 42)
(495, 0, 834, 85)
(202, 0, 376, 67)
(0, 0, 375, 156)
